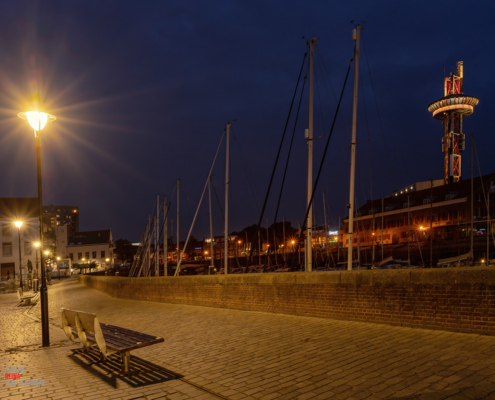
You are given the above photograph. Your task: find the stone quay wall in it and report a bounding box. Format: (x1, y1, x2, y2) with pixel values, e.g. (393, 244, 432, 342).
(78, 267, 495, 336)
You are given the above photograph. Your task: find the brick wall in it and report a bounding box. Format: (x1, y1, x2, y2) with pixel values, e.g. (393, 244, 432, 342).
(78, 267, 495, 335)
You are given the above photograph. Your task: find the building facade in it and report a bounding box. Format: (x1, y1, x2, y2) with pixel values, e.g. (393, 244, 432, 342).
(0, 198, 41, 277)
(43, 205, 79, 237)
(342, 174, 495, 256)
(57, 228, 114, 270)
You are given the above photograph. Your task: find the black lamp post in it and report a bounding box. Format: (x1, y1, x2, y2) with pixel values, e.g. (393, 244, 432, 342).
(17, 110, 56, 348)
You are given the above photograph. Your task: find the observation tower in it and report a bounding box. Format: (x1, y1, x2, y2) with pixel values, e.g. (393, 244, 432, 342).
(427, 62, 479, 184)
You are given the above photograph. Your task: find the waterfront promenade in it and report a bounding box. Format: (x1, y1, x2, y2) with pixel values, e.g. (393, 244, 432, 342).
(2, 278, 495, 400)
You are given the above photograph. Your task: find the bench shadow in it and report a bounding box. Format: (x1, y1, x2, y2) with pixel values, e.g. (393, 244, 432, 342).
(68, 347, 183, 388)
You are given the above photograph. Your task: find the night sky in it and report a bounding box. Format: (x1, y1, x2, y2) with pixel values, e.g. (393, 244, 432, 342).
(0, 1, 493, 243)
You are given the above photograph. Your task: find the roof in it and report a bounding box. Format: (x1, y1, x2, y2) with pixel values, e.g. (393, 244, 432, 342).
(0, 198, 39, 219)
(348, 173, 495, 220)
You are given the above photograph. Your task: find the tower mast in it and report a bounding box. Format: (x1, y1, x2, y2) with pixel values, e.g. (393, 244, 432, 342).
(428, 62, 478, 183)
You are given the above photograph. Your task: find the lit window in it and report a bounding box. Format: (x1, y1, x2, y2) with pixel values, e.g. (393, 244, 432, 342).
(24, 242, 32, 256)
(2, 242, 12, 257)
(2, 224, 11, 236)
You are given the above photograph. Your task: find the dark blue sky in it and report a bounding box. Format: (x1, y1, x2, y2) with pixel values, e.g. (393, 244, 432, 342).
(0, 0, 493, 242)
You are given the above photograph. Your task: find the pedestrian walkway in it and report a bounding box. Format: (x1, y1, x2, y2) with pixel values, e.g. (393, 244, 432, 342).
(2, 278, 495, 400)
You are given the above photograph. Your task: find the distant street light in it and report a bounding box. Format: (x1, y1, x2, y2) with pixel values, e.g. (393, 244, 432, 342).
(13, 221, 23, 290)
(18, 108, 56, 348)
(57, 257, 61, 280)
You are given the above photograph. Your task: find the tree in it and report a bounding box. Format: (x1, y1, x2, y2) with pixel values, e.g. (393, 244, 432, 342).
(115, 239, 135, 264)
(88, 261, 99, 271)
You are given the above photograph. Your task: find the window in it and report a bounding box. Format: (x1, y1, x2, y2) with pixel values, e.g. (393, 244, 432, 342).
(423, 198, 431, 205)
(78, 253, 82, 260)
(2, 242, 12, 256)
(69, 253, 73, 261)
(101, 250, 106, 258)
(24, 242, 32, 256)
(92, 251, 96, 259)
(85, 252, 89, 259)
(2, 224, 11, 236)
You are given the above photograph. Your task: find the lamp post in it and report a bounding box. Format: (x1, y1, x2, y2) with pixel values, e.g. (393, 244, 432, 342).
(18, 110, 56, 347)
(33, 242, 40, 291)
(14, 221, 23, 290)
(57, 257, 61, 280)
(105, 258, 110, 270)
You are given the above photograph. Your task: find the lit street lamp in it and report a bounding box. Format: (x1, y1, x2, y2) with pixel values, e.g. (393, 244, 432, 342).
(18, 109, 56, 348)
(57, 256, 61, 280)
(14, 221, 23, 290)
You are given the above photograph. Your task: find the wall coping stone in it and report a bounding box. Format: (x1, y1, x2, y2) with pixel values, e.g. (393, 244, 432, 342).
(79, 266, 495, 286)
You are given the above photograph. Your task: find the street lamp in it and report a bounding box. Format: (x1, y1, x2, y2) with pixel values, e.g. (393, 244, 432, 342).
(13, 221, 23, 290)
(18, 109, 56, 348)
(57, 257, 61, 280)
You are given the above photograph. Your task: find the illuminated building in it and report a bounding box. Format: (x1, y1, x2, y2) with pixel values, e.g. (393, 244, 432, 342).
(42, 205, 79, 236)
(342, 174, 495, 258)
(428, 61, 479, 184)
(0, 198, 40, 277)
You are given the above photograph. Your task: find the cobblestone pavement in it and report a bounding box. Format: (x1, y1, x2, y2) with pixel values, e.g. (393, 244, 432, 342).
(2, 278, 495, 400)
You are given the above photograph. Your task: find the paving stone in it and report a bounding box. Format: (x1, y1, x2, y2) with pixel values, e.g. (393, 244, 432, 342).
(3, 278, 495, 400)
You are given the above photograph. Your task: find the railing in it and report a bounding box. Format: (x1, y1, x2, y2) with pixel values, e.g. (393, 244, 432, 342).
(0, 278, 20, 294)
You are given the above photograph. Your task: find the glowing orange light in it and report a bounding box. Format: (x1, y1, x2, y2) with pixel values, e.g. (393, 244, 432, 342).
(18, 111, 56, 131)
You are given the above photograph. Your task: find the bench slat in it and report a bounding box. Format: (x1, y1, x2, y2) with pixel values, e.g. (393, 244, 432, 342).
(70, 324, 163, 352)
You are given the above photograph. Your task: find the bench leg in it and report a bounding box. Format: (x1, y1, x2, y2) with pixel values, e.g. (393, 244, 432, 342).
(25, 298, 31, 306)
(121, 351, 131, 374)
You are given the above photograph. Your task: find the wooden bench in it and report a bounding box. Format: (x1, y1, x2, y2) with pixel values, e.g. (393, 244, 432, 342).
(17, 288, 38, 305)
(61, 308, 164, 373)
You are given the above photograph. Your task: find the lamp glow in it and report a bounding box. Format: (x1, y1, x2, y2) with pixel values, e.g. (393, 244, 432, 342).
(17, 111, 56, 131)
(45, 251, 49, 255)
(14, 221, 22, 228)
(34, 242, 40, 248)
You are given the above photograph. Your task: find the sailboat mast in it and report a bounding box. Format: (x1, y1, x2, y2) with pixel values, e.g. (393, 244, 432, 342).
(323, 191, 330, 266)
(306, 38, 317, 273)
(155, 195, 159, 276)
(177, 179, 180, 265)
(224, 122, 231, 274)
(381, 198, 384, 262)
(164, 196, 167, 276)
(283, 215, 286, 264)
(347, 25, 362, 271)
(408, 196, 410, 266)
(209, 177, 214, 269)
(338, 213, 341, 263)
(372, 210, 375, 268)
(471, 133, 474, 264)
